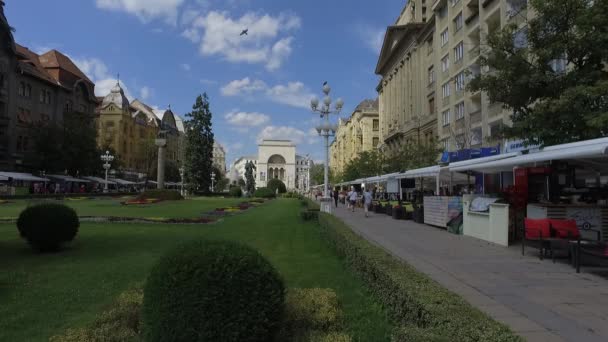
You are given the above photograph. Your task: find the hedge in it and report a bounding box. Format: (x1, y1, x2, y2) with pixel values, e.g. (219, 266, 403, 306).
(317, 213, 522, 342)
(136, 189, 183, 201)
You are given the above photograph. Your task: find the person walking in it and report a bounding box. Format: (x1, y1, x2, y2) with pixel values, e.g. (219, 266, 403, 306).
(333, 188, 339, 208)
(348, 187, 358, 212)
(363, 188, 373, 218)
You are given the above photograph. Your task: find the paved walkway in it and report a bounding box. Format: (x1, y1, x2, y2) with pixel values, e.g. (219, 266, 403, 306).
(331, 204, 608, 342)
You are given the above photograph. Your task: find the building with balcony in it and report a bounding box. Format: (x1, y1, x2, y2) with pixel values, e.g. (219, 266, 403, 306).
(330, 98, 380, 176)
(0, 1, 98, 171)
(375, 0, 530, 158)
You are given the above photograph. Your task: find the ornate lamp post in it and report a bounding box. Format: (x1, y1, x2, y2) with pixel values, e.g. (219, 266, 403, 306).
(211, 171, 216, 193)
(310, 83, 343, 212)
(179, 166, 185, 196)
(100, 150, 114, 193)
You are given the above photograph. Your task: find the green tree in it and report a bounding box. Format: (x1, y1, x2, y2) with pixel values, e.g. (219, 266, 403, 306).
(184, 93, 214, 192)
(469, 0, 608, 146)
(244, 161, 256, 194)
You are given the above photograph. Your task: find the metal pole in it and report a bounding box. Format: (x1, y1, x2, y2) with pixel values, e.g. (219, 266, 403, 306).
(324, 114, 330, 199)
(104, 166, 109, 193)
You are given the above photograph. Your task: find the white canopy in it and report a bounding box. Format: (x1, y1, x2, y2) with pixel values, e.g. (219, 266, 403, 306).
(47, 174, 90, 183)
(449, 152, 519, 172)
(397, 165, 443, 179)
(0, 172, 49, 182)
(110, 178, 136, 185)
(83, 176, 117, 185)
(455, 138, 608, 173)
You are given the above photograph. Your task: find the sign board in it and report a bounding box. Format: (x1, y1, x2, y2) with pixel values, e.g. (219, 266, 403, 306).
(504, 139, 541, 154)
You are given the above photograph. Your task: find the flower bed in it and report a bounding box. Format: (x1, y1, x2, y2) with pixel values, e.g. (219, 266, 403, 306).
(121, 198, 162, 205)
(0, 199, 10, 205)
(80, 216, 217, 224)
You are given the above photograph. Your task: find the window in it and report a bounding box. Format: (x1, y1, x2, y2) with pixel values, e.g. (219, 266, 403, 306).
(64, 100, 73, 113)
(454, 41, 464, 62)
(438, 4, 448, 18)
(441, 138, 450, 151)
(442, 82, 451, 99)
(25, 84, 31, 98)
(441, 29, 449, 46)
(18, 82, 25, 97)
(454, 12, 463, 31)
(373, 137, 379, 147)
(471, 127, 482, 146)
(441, 55, 450, 72)
(455, 102, 465, 120)
(455, 72, 466, 91)
(373, 119, 379, 131)
(427, 39, 434, 55)
(442, 109, 451, 126)
(550, 54, 567, 73)
(490, 120, 503, 138)
(428, 66, 435, 84)
(428, 97, 435, 114)
(513, 26, 528, 49)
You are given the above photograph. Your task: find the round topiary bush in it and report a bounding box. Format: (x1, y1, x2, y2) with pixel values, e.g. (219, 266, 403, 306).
(143, 239, 285, 342)
(17, 203, 79, 252)
(254, 187, 276, 199)
(267, 178, 287, 194)
(229, 186, 243, 198)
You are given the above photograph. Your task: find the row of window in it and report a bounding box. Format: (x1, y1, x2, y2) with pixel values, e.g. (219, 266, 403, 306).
(440, 7, 464, 47)
(441, 101, 467, 126)
(441, 71, 466, 99)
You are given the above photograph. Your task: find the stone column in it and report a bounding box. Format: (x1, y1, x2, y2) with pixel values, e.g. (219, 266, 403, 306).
(155, 138, 167, 190)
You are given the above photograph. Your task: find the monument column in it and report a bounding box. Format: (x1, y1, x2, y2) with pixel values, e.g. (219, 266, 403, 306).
(155, 136, 167, 190)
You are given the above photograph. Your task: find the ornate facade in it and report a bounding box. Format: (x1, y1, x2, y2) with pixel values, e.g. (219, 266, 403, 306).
(213, 142, 226, 173)
(330, 99, 380, 176)
(0, 1, 98, 171)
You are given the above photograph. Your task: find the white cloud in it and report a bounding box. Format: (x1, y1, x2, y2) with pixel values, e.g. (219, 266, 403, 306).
(181, 63, 191, 71)
(225, 111, 270, 127)
(189, 11, 301, 70)
(96, 0, 185, 25)
(257, 126, 308, 145)
(357, 26, 385, 54)
(220, 78, 314, 109)
(181, 28, 200, 43)
(140, 86, 151, 100)
(220, 77, 267, 96)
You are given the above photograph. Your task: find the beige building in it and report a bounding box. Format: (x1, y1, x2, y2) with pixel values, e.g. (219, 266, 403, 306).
(213, 142, 226, 174)
(376, 0, 529, 156)
(330, 99, 380, 175)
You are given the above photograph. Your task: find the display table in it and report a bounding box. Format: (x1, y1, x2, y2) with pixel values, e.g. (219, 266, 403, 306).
(463, 195, 510, 246)
(527, 204, 607, 241)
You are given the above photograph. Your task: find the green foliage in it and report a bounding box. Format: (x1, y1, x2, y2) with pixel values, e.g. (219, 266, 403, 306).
(142, 239, 285, 342)
(184, 93, 215, 192)
(310, 164, 328, 186)
(469, 0, 608, 146)
(245, 161, 256, 194)
(268, 178, 287, 194)
(277, 288, 351, 342)
(317, 213, 522, 342)
(229, 186, 243, 198)
(50, 286, 143, 342)
(300, 209, 319, 221)
(136, 189, 183, 201)
(390, 325, 450, 342)
(254, 187, 276, 199)
(17, 203, 79, 252)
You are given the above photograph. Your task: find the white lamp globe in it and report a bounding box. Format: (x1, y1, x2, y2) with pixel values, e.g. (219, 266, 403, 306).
(310, 97, 319, 109)
(323, 96, 332, 107)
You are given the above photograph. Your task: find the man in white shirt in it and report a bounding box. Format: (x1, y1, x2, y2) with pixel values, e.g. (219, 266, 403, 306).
(348, 187, 358, 212)
(363, 188, 373, 217)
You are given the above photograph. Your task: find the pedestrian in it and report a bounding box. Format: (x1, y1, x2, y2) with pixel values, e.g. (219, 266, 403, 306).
(363, 188, 373, 218)
(333, 188, 339, 208)
(349, 187, 357, 212)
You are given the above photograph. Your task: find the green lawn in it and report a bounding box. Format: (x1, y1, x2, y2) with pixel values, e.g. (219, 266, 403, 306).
(0, 197, 243, 219)
(0, 199, 392, 341)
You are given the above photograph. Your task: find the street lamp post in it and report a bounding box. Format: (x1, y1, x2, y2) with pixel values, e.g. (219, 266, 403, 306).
(305, 154, 311, 194)
(179, 166, 185, 196)
(211, 172, 216, 193)
(310, 83, 343, 212)
(100, 150, 114, 193)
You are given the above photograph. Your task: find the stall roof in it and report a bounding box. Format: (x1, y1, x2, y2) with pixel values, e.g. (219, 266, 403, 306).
(457, 138, 608, 173)
(47, 174, 90, 183)
(396, 165, 443, 179)
(83, 176, 116, 185)
(110, 178, 136, 185)
(449, 152, 519, 172)
(0, 172, 49, 182)
(0, 175, 8, 181)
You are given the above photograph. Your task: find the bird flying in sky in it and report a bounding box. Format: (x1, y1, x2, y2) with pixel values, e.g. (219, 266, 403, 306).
(240, 29, 248, 36)
(323, 81, 328, 86)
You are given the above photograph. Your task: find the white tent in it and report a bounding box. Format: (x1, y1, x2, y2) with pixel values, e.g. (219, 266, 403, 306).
(47, 174, 90, 183)
(83, 176, 117, 185)
(0, 172, 49, 182)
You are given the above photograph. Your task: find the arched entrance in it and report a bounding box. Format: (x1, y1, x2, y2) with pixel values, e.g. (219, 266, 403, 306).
(267, 154, 286, 182)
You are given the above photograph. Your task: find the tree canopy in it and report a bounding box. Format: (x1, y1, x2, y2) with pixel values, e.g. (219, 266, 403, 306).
(184, 93, 214, 192)
(469, 0, 608, 146)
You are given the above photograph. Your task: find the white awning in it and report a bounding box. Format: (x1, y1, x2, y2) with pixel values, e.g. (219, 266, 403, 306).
(458, 138, 608, 173)
(397, 165, 443, 179)
(0, 175, 8, 181)
(0, 172, 49, 182)
(47, 174, 91, 183)
(449, 152, 519, 172)
(110, 178, 136, 185)
(83, 176, 116, 184)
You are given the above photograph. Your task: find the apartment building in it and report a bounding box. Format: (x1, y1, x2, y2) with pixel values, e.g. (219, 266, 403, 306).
(376, 0, 529, 156)
(330, 98, 380, 175)
(213, 142, 226, 174)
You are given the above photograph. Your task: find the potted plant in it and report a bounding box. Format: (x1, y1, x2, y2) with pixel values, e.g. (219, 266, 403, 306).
(392, 204, 405, 220)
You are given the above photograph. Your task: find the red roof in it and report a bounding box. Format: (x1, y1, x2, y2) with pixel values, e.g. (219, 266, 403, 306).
(39, 49, 93, 84)
(15, 44, 58, 85)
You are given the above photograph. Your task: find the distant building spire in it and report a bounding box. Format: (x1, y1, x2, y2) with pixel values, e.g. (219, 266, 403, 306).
(116, 73, 120, 85)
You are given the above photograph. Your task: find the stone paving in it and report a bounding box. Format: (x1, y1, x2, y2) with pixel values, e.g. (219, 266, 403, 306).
(331, 204, 608, 342)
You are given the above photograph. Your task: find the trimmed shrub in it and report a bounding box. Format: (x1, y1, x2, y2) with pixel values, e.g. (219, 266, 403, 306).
(391, 325, 450, 342)
(300, 209, 319, 221)
(50, 286, 143, 342)
(317, 213, 522, 342)
(254, 187, 276, 198)
(229, 186, 243, 198)
(143, 239, 285, 342)
(136, 189, 183, 201)
(17, 203, 79, 252)
(267, 178, 287, 194)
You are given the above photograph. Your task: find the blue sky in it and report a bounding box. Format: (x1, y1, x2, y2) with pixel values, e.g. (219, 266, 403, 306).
(6, 0, 404, 166)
